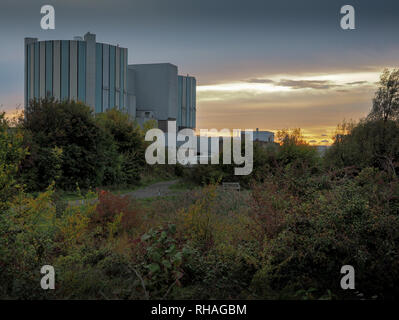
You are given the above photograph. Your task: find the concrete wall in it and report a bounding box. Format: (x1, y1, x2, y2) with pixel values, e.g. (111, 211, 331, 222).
(24, 35, 195, 128)
(128, 63, 178, 121)
(24, 35, 128, 115)
(127, 68, 136, 118)
(53, 40, 61, 100)
(177, 75, 196, 129)
(241, 130, 274, 142)
(84, 32, 96, 110)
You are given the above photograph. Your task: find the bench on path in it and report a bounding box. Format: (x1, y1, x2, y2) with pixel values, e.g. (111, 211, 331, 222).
(222, 182, 240, 192)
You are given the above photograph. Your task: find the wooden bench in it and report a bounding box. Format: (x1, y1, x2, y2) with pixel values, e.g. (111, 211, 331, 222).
(222, 182, 240, 192)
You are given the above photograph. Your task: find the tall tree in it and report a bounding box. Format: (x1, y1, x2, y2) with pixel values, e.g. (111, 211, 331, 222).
(0, 112, 26, 210)
(21, 98, 117, 190)
(368, 68, 399, 122)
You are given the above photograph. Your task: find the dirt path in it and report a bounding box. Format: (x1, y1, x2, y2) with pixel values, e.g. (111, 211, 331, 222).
(125, 179, 180, 199)
(67, 179, 180, 206)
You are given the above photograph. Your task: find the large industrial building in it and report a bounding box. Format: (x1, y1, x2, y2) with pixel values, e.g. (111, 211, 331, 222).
(24, 32, 196, 131)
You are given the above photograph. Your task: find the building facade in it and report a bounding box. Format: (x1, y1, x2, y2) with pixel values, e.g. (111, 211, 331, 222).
(178, 75, 196, 130)
(128, 63, 178, 131)
(25, 33, 196, 130)
(241, 129, 274, 143)
(24, 33, 130, 115)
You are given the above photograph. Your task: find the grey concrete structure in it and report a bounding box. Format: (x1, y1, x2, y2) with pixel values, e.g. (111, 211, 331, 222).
(53, 40, 61, 99)
(24, 32, 129, 115)
(128, 63, 179, 131)
(69, 40, 78, 100)
(241, 128, 274, 142)
(84, 33, 96, 109)
(178, 75, 196, 129)
(24, 32, 196, 131)
(39, 42, 45, 97)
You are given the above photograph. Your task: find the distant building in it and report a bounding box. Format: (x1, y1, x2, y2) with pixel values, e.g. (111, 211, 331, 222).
(178, 75, 196, 130)
(24, 33, 130, 115)
(135, 110, 156, 128)
(315, 145, 330, 155)
(128, 63, 178, 132)
(24, 33, 196, 130)
(241, 128, 274, 143)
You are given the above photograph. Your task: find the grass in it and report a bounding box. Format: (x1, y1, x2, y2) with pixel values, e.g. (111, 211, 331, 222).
(168, 179, 198, 191)
(54, 174, 177, 201)
(137, 194, 180, 208)
(56, 190, 97, 201)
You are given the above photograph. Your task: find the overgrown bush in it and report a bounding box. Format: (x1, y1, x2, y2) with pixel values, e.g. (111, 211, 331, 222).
(20, 98, 115, 190)
(19, 99, 148, 192)
(89, 190, 144, 240)
(0, 112, 25, 211)
(250, 168, 399, 299)
(2, 71, 399, 300)
(96, 109, 145, 185)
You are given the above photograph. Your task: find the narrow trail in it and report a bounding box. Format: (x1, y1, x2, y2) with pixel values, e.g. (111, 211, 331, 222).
(67, 179, 180, 206)
(125, 179, 180, 199)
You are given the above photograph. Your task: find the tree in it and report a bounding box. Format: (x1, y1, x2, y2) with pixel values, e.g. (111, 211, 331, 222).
(140, 119, 158, 136)
(96, 108, 145, 185)
(20, 98, 116, 190)
(0, 112, 26, 210)
(276, 128, 319, 169)
(326, 119, 399, 177)
(276, 128, 307, 146)
(368, 68, 399, 122)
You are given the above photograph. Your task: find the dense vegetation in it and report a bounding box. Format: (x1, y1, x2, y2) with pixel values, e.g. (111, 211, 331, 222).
(0, 69, 398, 299)
(19, 98, 147, 191)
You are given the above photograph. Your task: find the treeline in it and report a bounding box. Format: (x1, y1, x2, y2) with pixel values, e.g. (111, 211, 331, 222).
(187, 116, 399, 187)
(188, 69, 399, 186)
(8, 98, 151, 192)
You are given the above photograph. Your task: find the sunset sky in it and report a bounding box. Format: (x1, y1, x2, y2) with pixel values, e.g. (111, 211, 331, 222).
(1, 0, 399, 144)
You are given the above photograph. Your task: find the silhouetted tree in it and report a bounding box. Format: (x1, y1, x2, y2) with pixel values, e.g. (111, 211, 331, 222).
(368, 68, 399, 122)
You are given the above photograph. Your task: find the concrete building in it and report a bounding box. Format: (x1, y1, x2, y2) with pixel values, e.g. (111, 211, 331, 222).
(24, 33, 130, 115)
(24, 33, 196, 130)
(127, 64, 197, 131)
(241, 128, 274, 143)
(128, 63, 178, 131)
(178, 75, 196, 130)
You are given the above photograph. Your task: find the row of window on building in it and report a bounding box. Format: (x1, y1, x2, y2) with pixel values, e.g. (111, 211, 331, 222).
(25, 38, 128, 113)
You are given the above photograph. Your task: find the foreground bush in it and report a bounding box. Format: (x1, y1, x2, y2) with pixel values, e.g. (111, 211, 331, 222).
(0, 170, 399, 299)
(250, 168, 399, 299)
(0, 112, 25, 211)
(19, 99, 147, 192)
(20, 99, 114, 190)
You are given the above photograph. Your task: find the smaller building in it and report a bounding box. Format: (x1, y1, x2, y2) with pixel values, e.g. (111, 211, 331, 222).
(241, 128, 274, 143)
(178, 75, 196, 130)
(135, 110, 157, 128)
(128, 63, 178, 132)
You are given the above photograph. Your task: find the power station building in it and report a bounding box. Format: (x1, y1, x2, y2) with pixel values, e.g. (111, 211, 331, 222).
(24, 32, 196, 130)
(178, 75, 196, 130)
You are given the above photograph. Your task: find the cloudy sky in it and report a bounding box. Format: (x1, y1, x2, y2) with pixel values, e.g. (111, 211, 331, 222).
(1, 0, 399, 144)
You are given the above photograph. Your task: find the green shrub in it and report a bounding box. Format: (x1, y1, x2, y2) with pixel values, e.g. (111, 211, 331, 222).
(250, 171, 399, 299)
(0, 112, 26, 211)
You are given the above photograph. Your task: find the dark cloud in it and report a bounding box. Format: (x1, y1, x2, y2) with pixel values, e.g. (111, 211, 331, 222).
(243, 78, 340, 90)
(321, 139, 329, 143)
(346, 81, 368, 86)
(241, 77, 376, 92)
(245, 78, 275, 84)
(277, 79, 340, 90)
